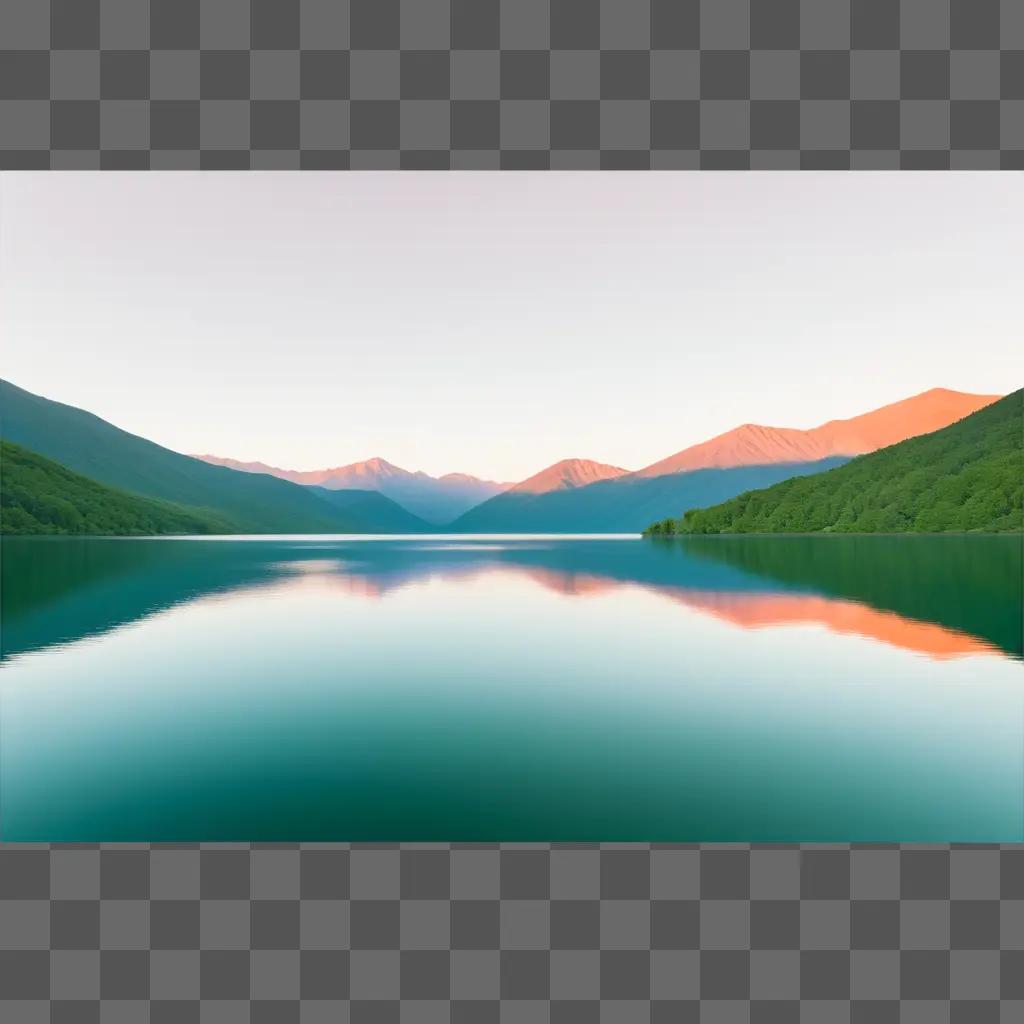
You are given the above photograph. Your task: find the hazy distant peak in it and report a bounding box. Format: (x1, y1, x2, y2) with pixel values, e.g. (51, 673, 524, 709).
(359, 456, 402, 472)
(193, 454, 290, 476)
(511, 458, 630, 494)
(439, 471, 507, 487)
(332, 457, 409, 479)
(193, 452, 508, 524)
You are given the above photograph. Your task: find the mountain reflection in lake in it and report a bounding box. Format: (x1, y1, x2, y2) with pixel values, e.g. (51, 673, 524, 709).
(1, 535, 1021, 841)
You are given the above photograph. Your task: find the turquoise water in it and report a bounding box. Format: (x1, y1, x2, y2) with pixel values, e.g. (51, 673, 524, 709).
(1, 535, 1021, 841)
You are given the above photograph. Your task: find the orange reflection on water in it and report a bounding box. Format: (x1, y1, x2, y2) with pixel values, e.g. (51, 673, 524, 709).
(469, 567, 1000, 661)
(673, 589, 998, 660)
(508, 567, 996, 660)
(276, 559, 999, 661)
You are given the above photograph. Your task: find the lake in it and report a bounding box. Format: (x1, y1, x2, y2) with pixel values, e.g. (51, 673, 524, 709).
(1, 534, 1021, 842)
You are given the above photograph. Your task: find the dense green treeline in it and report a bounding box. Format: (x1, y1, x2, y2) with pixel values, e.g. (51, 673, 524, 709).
(647, 389, 1022, 536)
(1, 441, 233, 535)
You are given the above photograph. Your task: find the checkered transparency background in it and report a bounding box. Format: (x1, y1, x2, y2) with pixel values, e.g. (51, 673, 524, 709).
(0, 0, 1023, 167)
(1, 845, 1023, 1020)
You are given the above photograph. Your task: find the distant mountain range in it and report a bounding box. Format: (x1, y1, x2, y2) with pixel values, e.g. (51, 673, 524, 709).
(452, 388, 1000, 532)
(660, 389, 1022, 535)
(195, 454, 507, 524)
(452, 459, 851, 533)
(0, 378, 1006, 536)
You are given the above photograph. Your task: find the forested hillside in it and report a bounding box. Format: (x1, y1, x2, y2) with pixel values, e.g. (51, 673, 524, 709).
(2, 442, 232, 535)
(651, 389, 1022, 535)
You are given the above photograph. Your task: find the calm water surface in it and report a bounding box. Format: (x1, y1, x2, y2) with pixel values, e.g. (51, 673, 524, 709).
(1, 534, 1021, 841)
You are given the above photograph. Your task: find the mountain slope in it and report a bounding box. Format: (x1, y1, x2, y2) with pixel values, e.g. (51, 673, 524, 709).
(636, 388, 1001, 477)
(192, 455, 312, 484)
(0, 379, 393, 533)
(508, 458, 629, 495)
(307, 486, 430, 533)
(452, 458, 847, 533)
(1, 441, 233, 535)
(665, 389, 1022, 535)
(315, 459, 509, 523)
(196, 454, 508, 524)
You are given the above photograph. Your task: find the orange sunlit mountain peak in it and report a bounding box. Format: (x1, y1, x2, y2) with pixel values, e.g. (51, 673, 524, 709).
(510, 458, 631, 495)
(634, 387, 1002, 477)
(807, 387, 1002, 455)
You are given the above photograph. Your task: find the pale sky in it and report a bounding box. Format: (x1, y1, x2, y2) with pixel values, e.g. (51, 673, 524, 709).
(1, 173, 1020, 482)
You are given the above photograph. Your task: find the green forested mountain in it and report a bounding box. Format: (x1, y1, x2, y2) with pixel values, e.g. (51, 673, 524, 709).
(1, 441, 233, 535)
(654, 389, 1022, 535)
(0, 379, 423, 533)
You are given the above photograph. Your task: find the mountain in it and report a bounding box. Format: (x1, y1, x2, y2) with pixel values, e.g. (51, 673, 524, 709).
(450, 388, 1003, 533)
(313, 458, 508, 522)
(192, 455, 311, 483)
(307, 486, 430, 533)
(451, 458, 848, 533)
(0, 379, 423, 534)
(508, 458, 629, 494)
(1, 441, 233, 536)
(664, 388, 1022, 535)
(636, 388, 1001, 477)
(195, 454, 507, 524)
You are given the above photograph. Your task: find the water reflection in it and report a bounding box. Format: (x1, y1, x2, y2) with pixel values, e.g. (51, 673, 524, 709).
(2, 535, 1019, 664)
(2, 535, 1021, 842)
(670, 590, 996, 660)
(273, 558, 1001, 659)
